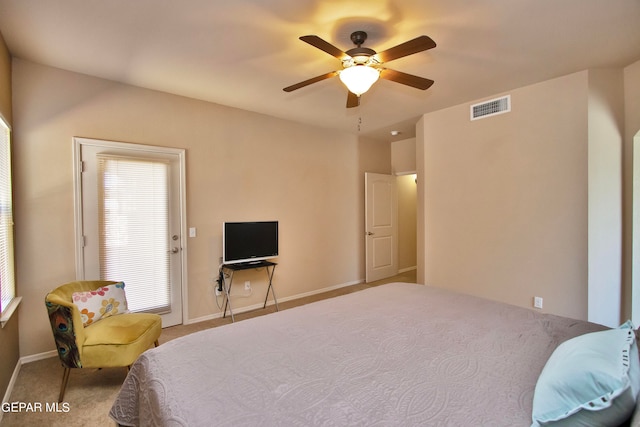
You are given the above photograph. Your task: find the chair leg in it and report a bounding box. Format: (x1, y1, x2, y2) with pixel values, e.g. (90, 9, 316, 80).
(58, 367, 71, 403)
(154, 339, 159, 347)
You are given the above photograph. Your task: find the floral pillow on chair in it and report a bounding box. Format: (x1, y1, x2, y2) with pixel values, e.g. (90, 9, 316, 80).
(72, 282, 129, 327)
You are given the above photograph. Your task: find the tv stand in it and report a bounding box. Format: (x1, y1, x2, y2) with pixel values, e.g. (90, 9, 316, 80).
(219, 260, 279, 322)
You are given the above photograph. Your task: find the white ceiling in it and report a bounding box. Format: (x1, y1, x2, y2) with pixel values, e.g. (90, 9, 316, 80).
(0, 0, 639, 141)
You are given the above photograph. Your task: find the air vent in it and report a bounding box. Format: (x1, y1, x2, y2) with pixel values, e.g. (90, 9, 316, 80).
(470, 95, 511, 121)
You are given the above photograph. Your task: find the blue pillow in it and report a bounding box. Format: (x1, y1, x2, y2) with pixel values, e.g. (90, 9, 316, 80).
(531, 320, 640, 427)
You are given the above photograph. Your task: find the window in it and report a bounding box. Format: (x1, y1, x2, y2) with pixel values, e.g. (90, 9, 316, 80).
(98, 155, 171, 314)
(0, 115, 18, 327)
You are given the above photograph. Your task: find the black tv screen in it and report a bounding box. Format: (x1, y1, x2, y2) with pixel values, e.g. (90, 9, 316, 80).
(223, 221, 278, 265)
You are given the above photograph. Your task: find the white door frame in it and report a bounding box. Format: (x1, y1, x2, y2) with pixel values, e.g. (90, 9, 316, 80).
(72, 137, 188, 324)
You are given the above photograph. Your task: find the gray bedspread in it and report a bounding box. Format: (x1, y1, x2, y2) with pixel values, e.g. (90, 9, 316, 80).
(109, 282, 605, 426)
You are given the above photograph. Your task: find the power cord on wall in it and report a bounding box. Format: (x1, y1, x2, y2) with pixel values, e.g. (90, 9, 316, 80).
(216, 270, 224, 292)
(213, 266, 256, 311)
(214, 266, 226, 310)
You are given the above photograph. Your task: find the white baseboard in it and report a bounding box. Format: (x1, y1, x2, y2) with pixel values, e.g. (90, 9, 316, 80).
(20, 350, 58, 364)
(278, 279, 363, 303)
(2, 349, 65, 412)
(1, 355, 23, 421)
(1, 350, 70, 422)
(186, 279, 363, 325)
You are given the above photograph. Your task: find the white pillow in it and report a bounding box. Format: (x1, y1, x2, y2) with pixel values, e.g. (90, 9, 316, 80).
(531, 320, 640, 426)
(72, 282, 129, 327)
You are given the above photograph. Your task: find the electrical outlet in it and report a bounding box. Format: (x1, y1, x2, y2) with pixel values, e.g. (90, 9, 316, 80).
(244, 281, 251, 291)
(533, 296, 543, 309)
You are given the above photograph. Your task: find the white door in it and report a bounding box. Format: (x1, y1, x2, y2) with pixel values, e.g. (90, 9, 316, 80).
(365, 172, 398, 282)
(74, 137, 186, 327)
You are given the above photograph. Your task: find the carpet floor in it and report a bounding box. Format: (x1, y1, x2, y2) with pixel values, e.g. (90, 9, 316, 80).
(0, 272, 415, 427)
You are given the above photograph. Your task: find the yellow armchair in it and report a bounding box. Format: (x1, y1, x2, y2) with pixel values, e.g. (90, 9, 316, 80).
(45, 280, 162, 402)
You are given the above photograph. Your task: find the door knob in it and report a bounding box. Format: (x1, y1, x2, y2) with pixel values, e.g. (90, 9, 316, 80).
(366, 232, 374, 236)
(170, 247, 180, 254)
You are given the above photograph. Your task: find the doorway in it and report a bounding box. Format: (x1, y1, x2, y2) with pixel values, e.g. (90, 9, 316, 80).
(364, 172, 417, 283)
(365, 172, 400, 282)
(396, 173, 418, 274)
(73, 137, 187, 327)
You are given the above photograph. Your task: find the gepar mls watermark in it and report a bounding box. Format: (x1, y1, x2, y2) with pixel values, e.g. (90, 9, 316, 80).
(1, 401, 70, 413)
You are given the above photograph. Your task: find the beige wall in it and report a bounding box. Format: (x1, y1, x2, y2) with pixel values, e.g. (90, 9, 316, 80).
(391, 138, 416, 174)
(397, 175, 417, 271)
(416, 119, 426, 285)
(392, 138, 417, 271)
(419, 71, 591, 321)
(0, 29, 19, 403)
(626, 60, 640, 324)
(12, 59, 389, 357)
(587, 69, 624, 326)
(418, 69, 633, 325)
(0, 33, 10, 124)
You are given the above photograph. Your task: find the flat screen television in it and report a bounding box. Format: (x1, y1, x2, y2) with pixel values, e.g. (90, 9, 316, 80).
(223, 221, 279, 265)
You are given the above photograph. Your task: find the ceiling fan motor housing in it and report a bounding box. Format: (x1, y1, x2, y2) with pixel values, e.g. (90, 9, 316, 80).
(350, 30, 368, 46)
(346, 47, 376, 60)
(347, 31, 377, 63)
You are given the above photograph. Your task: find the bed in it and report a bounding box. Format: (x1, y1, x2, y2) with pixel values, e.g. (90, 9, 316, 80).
(109, 282, 639, 426)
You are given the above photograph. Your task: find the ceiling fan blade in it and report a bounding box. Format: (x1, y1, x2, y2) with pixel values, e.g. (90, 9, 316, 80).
(380, 69, 434, 90)
(283, 71, 339, 92)
(300, 35, 348, 59)
(376, 35, 436, 63)
(346, 91, 360, 108)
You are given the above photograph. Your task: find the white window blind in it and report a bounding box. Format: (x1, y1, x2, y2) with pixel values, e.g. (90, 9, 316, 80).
(98, 155, 171, 314)
(0, 117, 16, 315)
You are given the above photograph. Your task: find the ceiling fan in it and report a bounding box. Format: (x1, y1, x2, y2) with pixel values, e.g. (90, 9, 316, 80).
(283, 31, 436, 108)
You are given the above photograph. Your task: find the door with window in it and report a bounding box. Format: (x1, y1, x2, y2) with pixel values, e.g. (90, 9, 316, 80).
(74, 138, 185, 327)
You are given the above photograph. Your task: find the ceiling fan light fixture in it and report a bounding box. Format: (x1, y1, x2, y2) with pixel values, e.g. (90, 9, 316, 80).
(284, 32, 436, 107)
(339, 65, 380, 96)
